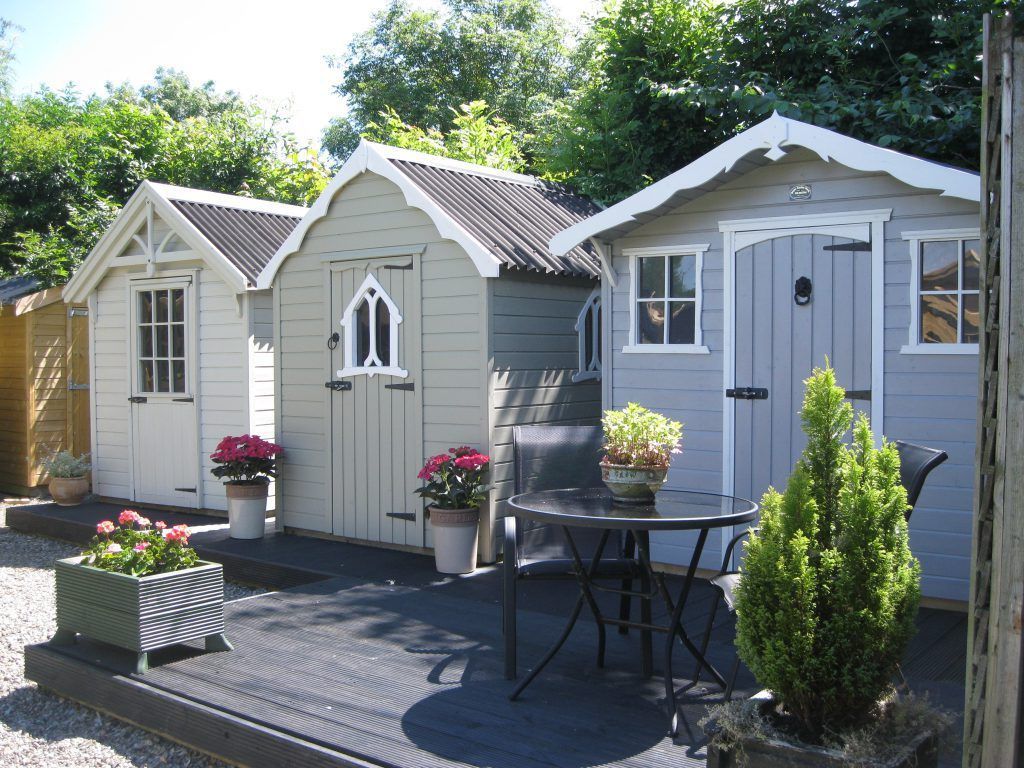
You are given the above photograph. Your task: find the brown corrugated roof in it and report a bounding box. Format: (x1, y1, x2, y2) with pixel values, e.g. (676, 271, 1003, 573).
(170, 200, 303, 284)
(389, 160, 602, 278)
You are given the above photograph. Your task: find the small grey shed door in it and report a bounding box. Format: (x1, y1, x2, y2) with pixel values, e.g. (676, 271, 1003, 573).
(732, 233, 872, 505)
(328, 257, 423, 547)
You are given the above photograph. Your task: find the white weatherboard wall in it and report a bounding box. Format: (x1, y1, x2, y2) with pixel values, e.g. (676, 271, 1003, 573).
(606, 149, 978, 603)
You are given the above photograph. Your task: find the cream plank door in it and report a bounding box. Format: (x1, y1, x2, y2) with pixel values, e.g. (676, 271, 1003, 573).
(732, 234, 872, 505)
(328, 257, 423, 547)
(129, 281, 199, 508)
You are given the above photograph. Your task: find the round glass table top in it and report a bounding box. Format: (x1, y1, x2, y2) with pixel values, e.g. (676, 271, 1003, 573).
(507, 487, 758, 531)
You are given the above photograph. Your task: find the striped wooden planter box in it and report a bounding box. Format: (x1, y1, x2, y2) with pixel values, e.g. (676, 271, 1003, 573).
(52, 557, 232, 673)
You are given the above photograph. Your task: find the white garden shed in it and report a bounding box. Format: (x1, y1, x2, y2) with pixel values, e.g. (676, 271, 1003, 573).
(63, 182, 305, 512)
(258, 141, 604, 562)
(551, 113, 981, 605)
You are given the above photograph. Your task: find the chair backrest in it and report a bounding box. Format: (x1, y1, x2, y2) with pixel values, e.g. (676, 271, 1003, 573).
(511, 425, 608, 562)
(894, 440, 949, 517)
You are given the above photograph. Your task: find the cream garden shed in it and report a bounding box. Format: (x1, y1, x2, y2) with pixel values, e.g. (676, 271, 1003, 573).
(551, 114, 981, 605)
(63, 182, 305, 512)
(258, 142, 604, 562)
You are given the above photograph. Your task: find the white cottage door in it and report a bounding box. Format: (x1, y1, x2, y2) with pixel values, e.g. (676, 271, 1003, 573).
(328, 257, 423, 547)
(129, 280, 199, 508)
(731, 233, 872, 507)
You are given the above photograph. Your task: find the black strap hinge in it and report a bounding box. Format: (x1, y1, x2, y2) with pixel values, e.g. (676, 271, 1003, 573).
(174, 487, 197, 493)
(845, 389, 872, 401)
(384, 382, 414, 391)
(386, 511, 417, 521)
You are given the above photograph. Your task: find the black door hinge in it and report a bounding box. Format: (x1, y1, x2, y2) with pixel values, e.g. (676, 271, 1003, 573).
(383, 263, 414, 270)
(845, 389, 872, 401)
(325, 380, 352, 391)
(386, 511, 417, 521)
(384, 382, 415, 391)
(174, 487, 197, 493)
(726, 387, 769, 400)
(172, 396, 194, 403)
(129, 396, 147, 403)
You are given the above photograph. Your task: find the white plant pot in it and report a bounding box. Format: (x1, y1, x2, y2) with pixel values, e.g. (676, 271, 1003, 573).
(429, 507, 479, 574)
(225, 482, 268, 540)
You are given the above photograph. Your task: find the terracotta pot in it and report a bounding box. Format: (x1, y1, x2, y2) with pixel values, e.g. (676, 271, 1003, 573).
(600, 463, 669, 503)
(225, 480, 269, 539)
(428, 506, 479, 574)
(48, 476, 90, 506)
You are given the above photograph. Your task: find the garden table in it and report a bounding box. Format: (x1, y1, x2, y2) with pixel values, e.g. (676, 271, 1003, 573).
(506, 487, 758, 737)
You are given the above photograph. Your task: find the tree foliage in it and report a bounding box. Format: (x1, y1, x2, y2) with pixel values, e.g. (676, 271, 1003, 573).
(734, 365, 920, 740)
(323, 0, 577, 163)
(540, 0, 989, 202)
(0, 69, 329, 285)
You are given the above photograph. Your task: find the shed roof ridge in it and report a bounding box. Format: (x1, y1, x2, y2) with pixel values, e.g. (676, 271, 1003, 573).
(146, 182, 307, 217)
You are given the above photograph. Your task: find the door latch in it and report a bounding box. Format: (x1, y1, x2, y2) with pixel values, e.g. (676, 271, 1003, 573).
(325, 380, 352, 392)
(726, 387, 769, 400)
(128, 396, 147, 403)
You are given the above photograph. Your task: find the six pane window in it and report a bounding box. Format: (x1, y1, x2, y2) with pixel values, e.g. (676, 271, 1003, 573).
(137, 288, 186, 393)
(918, 239, 980, 344)
(637, 254, 697, 345)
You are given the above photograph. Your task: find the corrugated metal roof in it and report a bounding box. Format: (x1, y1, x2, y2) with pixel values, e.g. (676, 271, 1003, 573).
(0, 276, 41, 304)
(389, 159, 602, 278)
(170, 200, 304, 284)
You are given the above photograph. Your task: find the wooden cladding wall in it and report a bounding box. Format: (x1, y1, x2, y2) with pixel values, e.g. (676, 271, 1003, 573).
(0, 291, 90, 494)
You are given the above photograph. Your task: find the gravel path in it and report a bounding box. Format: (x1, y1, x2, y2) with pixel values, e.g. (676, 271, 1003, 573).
(0, 499, 263, 767)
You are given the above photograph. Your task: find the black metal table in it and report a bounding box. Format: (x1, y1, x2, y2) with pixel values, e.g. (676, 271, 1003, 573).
(506, 487, 758, 736)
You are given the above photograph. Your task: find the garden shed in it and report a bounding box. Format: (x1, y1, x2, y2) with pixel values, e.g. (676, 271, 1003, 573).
(0, 278, 89, 495)
(550, 113, 981, 604)
(62, 182, 305, 513)
(257, 141, 603, 562)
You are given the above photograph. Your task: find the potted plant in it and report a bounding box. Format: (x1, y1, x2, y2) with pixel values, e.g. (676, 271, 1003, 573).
(42, 450, 91, 506)
(600, 402, 683, 502)
(210, 434, 283, 539)
(415, 446, 490, 574)
(704, 365, 941, 767)
(51, 510, 232, 674)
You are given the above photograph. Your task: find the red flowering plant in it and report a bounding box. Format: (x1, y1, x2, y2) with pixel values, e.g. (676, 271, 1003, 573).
(82, 510, 199, 577)
(415, 446, 491, 510)
(210, 434, 283, 484)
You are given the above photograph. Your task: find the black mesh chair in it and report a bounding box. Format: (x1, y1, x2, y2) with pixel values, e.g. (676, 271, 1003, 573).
(503, 425, 643, 680)
(695, 439, 949, 699)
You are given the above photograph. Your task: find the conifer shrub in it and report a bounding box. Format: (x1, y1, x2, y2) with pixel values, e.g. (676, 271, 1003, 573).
(734, 365, 920, 740)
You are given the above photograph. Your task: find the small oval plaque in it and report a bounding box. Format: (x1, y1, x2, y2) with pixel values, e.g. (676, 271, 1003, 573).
(789, 183, 812, 200)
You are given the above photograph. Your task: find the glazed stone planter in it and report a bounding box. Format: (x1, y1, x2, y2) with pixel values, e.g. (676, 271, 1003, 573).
(51, 557, 232, 674)
(429, 506, 479, 574)
(225, 479, 269, 539)
(707, 725, 939, 768)
(48, 475, 89, 506)
(600, 463, 669, 503)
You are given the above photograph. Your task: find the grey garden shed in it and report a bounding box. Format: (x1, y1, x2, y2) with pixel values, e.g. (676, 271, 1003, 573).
(258, 142, 603, 562)
(550, 113, 980, 605)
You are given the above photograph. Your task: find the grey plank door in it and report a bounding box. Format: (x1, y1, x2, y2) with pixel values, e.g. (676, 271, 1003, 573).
(733, 234, 872, 506)
(329, 258, 424, 547)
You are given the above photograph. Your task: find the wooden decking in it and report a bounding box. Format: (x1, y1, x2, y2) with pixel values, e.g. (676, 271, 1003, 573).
(16, 501, 967, 768)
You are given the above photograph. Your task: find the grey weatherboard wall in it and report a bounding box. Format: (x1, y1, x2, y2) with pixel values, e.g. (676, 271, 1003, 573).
(602, 148, 978, 603)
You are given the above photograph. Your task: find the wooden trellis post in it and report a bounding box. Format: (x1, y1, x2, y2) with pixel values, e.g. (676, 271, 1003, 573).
(964, 13, 1024, 768)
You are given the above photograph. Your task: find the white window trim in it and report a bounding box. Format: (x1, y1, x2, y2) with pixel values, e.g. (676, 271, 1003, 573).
(901, 228, 980, 355)
(622, 244, 710, 354)
(573, 289, 602, 382)
(128, 275, 196, 398)
(337, 273, 409, 378)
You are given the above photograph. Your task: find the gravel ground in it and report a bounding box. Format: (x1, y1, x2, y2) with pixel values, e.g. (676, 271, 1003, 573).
(0, 498, 264, 768)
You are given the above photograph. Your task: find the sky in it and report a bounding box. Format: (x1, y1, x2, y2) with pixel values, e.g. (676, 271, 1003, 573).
(1, 0, 601, 150)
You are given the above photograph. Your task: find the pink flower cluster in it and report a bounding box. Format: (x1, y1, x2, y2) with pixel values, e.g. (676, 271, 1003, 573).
(97, 513, 172, 537)
(211, 434, 283, 463)
(417, 446, 489, 480)
(417, 453, 452, 480)
(164, 524, 191, 543)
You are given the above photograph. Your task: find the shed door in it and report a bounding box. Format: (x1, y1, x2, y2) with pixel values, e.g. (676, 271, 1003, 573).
(732, 233, 872, 506)
(329, 258, 423, 547)
(129, 281, 198, 508)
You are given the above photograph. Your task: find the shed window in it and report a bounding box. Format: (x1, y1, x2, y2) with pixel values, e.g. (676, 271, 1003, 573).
(136, 287, 187, 393)
(573, 290, 601, 382)
(623, 244, 709, 354)
(901, 230, 981, 354)
(338, 274, 408, 378)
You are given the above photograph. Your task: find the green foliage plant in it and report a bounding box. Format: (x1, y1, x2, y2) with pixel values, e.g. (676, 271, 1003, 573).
(601, 402, 683, 468)
(42, 450, 91, 478)
(734, 365, 920, 741)
(83, 510, 199, 577)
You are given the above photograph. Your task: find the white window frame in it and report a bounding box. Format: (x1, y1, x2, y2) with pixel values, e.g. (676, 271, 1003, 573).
(901, 228, 981, 355)
(337, 273, 408, 378)
(128, 275, 196, 398)
(573, 289, 602, 382)
(622, 244, 710, 354)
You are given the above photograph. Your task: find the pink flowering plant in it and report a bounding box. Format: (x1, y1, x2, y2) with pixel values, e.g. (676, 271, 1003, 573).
(210, 434, 283, 484)
(415, 446, 490, 510)
(82, 510, 199, 577)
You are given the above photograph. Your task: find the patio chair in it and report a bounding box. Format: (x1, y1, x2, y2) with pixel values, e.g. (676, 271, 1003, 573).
(694, 439, 949, 699)
(503, 425, 643, 680)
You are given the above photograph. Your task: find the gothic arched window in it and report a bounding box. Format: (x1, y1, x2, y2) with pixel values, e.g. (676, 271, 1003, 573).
(338, 274, 408, 378)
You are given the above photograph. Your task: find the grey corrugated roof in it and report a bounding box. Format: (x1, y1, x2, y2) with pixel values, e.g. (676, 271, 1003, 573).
(389, 159, 602, 278)
(170, 200, 304, 284)
(0, 276, 41, 304)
